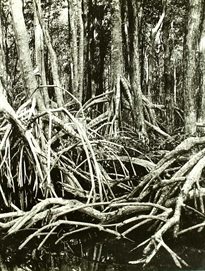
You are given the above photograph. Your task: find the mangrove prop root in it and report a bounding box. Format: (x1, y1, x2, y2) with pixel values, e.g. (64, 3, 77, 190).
(1, 103, 205, 267)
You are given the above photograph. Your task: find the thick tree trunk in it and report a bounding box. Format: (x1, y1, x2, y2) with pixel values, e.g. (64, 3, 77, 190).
(183, 0, 203, 134)
(10, 0, 45, 111)
(197, 4, 205, 134)
(128, 0, 146, 134)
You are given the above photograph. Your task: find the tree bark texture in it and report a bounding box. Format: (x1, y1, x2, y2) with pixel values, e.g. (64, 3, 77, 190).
(197, 3, 205, 134)
(0, 9, 7, 94)
(128, 0, 145, 134)
(34, 0, 49, 107)
(77, 0, 84, 103)
(10, 0, 45, 111)
(109, 0, 123, 134)
(183, 0, 203, 134)
(68, 0, 79, 100)
(34, 0, 64, 108)
(163, 2, 175, 134)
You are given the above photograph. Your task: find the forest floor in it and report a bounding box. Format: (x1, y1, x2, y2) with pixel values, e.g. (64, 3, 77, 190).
(1, 101, 205, 270)
(0, 224, 205, 271)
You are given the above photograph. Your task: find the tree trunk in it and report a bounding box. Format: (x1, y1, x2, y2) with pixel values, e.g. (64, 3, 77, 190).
(197, 3, 205, 134)
(84, 0, 93, 102)
(121, 0, 129, 77)
(128, 0, 146, 134)
(163, 2, 175, 134)
(148, 2, 165, 102)
(0, 6, 8, 96)
(34, 0, 49, 107)
(68, 0, 79, 100)
(183, 0, 203, 134)
(77, 0, 84, 103)
(10, 0, 45, 111)
(34, 0, 64, 108)
(109, 0, 123, 135)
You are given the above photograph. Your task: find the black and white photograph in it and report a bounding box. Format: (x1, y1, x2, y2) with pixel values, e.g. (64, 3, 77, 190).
(0, 0, 205, 270)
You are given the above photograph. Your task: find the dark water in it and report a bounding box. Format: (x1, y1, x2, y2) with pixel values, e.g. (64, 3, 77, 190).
(0, 230, 205, 271)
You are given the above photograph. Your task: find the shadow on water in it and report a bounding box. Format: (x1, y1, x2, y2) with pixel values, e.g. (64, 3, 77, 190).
(0, 229, 205, 271)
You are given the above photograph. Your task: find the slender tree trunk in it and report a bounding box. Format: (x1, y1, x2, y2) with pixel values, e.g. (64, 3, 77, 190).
(128, 0, 146, 134)
(34, 0, 49, 107)
(96, 29, 106, 113)
(183, 0, 203, 134)
(121, 0, 129, 77)
(34, 0, 64, 108)
(68, 0, 79, 99)
(148, 2, 165, 101)
(10, 0, 45, 111)
(109, 0, 123, 135)
(77, 0, 84, 103)
(0, 6, 8, 95)
(84, 0, 93, 102)
(163, 1, 175, 134)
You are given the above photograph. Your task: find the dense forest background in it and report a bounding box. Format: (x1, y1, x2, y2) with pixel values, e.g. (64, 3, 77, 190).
(1, 0, 205, 270)
(0, 0, 194, 137)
